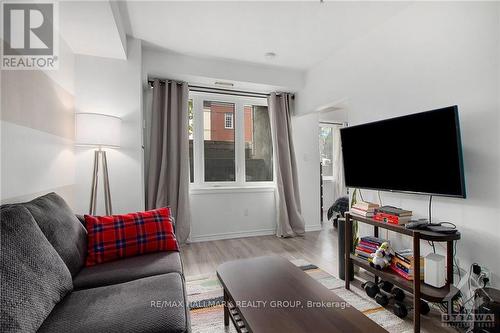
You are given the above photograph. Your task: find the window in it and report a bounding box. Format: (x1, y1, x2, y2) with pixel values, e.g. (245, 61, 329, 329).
(244, 104, 273, 182)
(189, 92, 273, 187)
(204, 101, 235, 182)
(224, 112, 233, 129)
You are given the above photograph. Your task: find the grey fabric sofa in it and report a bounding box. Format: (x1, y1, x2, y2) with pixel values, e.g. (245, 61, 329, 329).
(0, 193, 191, 333)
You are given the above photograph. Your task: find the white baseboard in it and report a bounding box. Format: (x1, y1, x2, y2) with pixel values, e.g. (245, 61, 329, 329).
(188, 228, 276, 243)
(305, 224, 323, 232)
(188, 224, 324, 243)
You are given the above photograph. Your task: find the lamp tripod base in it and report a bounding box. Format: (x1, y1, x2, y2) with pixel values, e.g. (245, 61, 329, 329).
(89, 149, 112, 215)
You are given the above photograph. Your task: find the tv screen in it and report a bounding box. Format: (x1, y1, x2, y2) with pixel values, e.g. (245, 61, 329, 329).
(340, 106, 466, 198)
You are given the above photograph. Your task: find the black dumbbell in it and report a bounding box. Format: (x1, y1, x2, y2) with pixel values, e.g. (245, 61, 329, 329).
(361, 281, 380, 299)
(378, 281, 394, 293)
(393, 300, 431, 318)
(375, 286, 405, 306)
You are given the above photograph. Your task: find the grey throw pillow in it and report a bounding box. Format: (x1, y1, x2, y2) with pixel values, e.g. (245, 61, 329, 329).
(23, 193, 87, 276)
(1, 205, 73, 332)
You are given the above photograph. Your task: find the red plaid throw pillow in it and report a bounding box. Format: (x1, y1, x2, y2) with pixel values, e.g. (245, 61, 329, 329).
(84, 207, 179, 266)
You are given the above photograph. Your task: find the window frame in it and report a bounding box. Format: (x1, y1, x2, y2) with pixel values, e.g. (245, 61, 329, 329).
(224, 112, 234, 129)
(190, 91, 274, 189)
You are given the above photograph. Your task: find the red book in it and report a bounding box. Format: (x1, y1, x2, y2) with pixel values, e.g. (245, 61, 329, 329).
(374, 212, 411, 225)
(359, 239, 381, 246)
(359, 243, 380, 250)
(355, 247, 372, 254)
(390, 263, 411, 280)
(357, 244, 377, 252)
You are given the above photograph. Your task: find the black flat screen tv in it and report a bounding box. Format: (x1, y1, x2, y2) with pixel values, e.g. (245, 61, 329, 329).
(340, 106, 466, 198)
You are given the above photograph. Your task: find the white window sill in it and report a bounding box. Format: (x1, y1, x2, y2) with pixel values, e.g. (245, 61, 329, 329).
(189, 185, 276, 195)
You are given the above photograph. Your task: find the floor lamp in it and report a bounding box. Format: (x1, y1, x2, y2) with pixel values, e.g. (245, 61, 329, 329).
(75, 113, 121, 215)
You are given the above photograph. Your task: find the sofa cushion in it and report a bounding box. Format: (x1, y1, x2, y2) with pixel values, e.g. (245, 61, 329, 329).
(23, 192, 87, 277)
(73, 251, 183, 290)
(84, 207, 178, 266)
(39, 273, 190, 333)
(0, 205, 73, 333)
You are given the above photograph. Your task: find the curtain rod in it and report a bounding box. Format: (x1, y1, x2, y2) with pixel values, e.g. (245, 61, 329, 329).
(190, 85, 269, 99)
(147, 79, 293, 99)
(319, 121, 346, 126)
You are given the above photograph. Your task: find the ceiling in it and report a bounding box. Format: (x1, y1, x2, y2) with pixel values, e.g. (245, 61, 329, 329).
(122, 1, 410, 70)
(60, 1, 127, 59)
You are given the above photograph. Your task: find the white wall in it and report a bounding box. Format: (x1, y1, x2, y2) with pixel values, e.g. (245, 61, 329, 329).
(297, 2, 500, 285)
(143, 47, 304, 93)
(143, 47, 311, 241)
(189, 188, 276, 242)
(1, 38, 77, 207)
(292, 112, 322, 231)
(74, 37, 144, 215)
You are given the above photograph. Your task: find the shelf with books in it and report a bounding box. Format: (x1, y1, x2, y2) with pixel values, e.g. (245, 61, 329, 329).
(350, 255, 458, 303)
(345, 212, 461, 333)
(354, 236, 387, 263)
(347, 214, 461, 242)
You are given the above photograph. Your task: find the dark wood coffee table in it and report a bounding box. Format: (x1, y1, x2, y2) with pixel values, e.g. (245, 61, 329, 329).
(216, 256, 388, 333)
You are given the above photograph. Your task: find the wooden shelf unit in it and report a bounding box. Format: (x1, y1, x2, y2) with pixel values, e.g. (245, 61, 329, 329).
(344, 213, 461, 332)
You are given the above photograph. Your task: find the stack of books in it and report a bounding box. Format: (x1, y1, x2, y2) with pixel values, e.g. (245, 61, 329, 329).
(350, 202, 380, 218)
(390, 249, 424, 281)
(354, 236, 386, 262)
(374, 206, 412, 225)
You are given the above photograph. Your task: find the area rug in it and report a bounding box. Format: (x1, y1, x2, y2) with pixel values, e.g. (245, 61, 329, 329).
(186, 259, 413, 333)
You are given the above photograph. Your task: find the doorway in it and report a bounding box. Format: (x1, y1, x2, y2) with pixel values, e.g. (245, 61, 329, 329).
(319, 122, 347, 224)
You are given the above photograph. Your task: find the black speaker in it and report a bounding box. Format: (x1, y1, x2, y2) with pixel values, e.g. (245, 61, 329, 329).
(338, 218, 353, 281)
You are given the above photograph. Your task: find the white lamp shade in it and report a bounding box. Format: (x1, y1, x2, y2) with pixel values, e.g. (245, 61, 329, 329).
(75, 113, 121, 148)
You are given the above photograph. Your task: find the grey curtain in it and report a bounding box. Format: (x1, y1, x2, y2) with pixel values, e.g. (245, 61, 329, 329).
(146, 80, 191, 243)
(268, 93, 305, 237)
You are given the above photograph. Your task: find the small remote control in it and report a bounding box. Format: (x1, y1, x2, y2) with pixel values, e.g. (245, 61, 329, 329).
(405, 220, 429, 230)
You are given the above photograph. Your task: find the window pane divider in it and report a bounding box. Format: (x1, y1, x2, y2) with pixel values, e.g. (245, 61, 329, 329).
(193, 95, 203, 186)
(235, 101, 245, 186)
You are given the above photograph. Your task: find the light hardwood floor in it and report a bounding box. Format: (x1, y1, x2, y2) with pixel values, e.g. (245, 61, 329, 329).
(181, 224, 339, 277)
(181, 223, 454, 332)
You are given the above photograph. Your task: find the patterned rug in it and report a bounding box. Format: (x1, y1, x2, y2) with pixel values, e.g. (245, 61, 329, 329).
(186, 259, 413, 333)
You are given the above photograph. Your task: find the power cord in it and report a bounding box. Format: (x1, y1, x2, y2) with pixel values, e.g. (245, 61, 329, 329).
(427, 195, 436, 253)
(459, 263, 481, 316)
(454, 240, 461, 281)
(428, 195, 433, 223)
(377, 191, 389, 239)
(428, 241, 436, 253)
(438, 221, 457, 228)
(468, 263, 478, 295)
